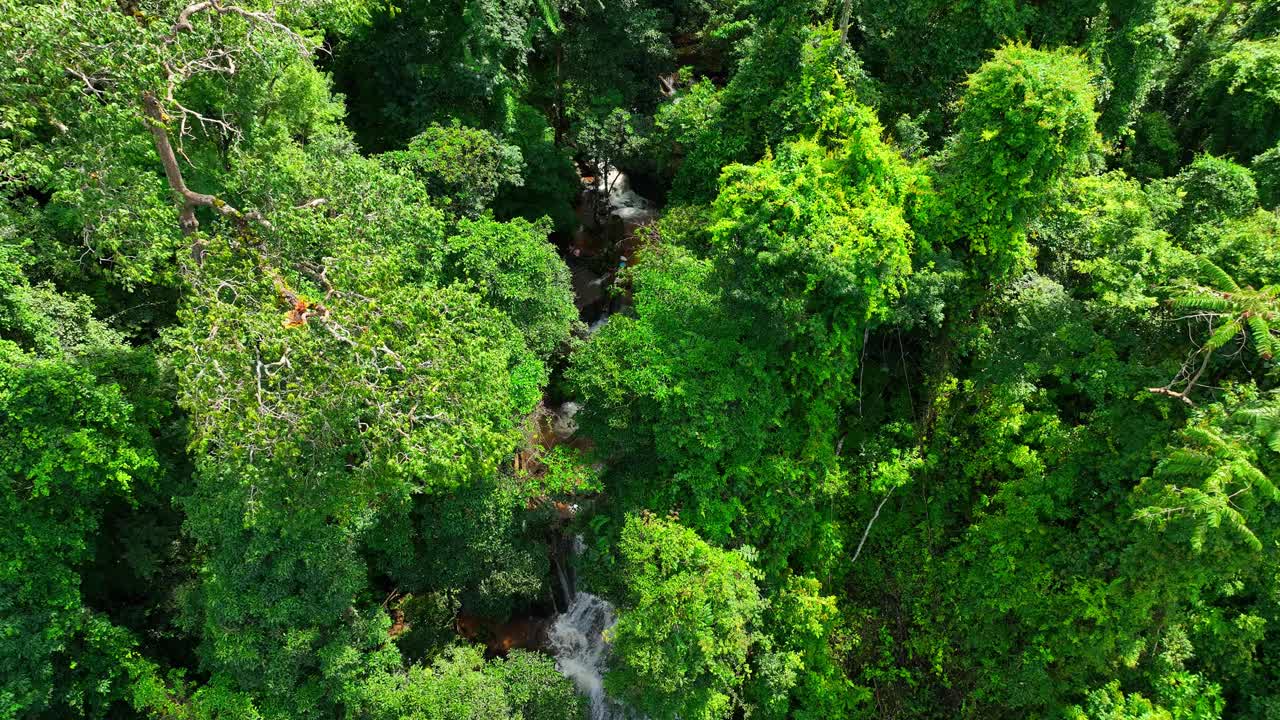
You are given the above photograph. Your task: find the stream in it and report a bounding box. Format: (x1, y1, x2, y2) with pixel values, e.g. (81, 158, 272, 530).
(543, 165, 659, 719)
(550, 592, 627, 720)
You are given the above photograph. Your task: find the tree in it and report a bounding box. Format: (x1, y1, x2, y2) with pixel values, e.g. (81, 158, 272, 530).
(386, 124, 526, 218)
(1098, 0, 1176, 141)
(445, 216, 578, 360)
(570, 94, 917, 575)
(1190, 36, 1280, 160)
(0, 242, 162, 716)
(606, 515, 764, 720)
(658, 22, 870, 204)
(1169, 155, 1258, 235)
(851, 0, 1099, 139)
(924, 43, 1099, 284)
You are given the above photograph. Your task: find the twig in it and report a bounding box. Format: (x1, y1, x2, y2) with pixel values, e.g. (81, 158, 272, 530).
(851, 486, 895, 565)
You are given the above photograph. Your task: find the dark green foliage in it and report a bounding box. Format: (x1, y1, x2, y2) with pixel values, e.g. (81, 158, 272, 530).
(0, 247, 163, 717)
(493, 102, 580, 233)
(555, 0, 674, 126)
(386, 125, 526, 218)
(371, 477, 549, 619)
(1121, 111, 1183, 179)
(1098, 0, 1177, 141)
(332, 0, 550, 152)
(1252, 141, 1280, 207)
(1192, 37, 1280, 160)
(853, 0, 1099, 138)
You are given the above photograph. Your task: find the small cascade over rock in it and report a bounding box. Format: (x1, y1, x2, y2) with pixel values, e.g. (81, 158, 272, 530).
(565, 165, 656, 322)
(548, 592, 627, 720)
(594, 168, 658, 231)
(546, 535, 634, 720)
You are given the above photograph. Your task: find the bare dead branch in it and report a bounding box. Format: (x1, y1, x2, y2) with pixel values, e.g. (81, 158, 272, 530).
(1149, 348, 1213, 406)
(142, 90, 270, 250)
(1148, 387, 1197, 406)
(166, 0, 311, 55)
(851, 486, 894, 565)
(64, 67, 107, 97)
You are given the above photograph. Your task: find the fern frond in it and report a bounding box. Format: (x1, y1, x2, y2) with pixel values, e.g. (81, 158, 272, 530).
(1198, 257, 1240, 292)
(1241, 406, 1280, 424)
(1205, 319, 1243, 351)
(1171, 294, 1233, 312)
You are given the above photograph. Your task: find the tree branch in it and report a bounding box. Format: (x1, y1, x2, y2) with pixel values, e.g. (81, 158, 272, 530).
(851, 487, 894, 565)
(1149, 347, 1214, 406)
(142, 90, 269, 255)
(839, 0, 854, 44)
(166, 0, 310, 54)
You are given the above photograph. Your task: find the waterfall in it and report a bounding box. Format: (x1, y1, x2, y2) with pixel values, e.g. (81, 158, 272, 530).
(547, 534, 633, 719)
(547, 592, 628, 720)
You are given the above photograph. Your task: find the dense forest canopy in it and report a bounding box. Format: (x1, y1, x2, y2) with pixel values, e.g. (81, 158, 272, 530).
(2, 0, 1280, 718)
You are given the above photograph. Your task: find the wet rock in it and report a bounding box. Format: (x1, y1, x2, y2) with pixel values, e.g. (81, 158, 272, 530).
(551, 401, 580, 440)
(571, 265, 606, 312)
(596, 168, 658, 237)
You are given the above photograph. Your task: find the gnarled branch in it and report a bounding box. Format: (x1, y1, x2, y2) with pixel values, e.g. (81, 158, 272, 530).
(166, 1, 310, 53)
(142, 90, 270, 259)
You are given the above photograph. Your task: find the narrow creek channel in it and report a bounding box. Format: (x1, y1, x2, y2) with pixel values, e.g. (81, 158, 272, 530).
(543, 164, 659, 719)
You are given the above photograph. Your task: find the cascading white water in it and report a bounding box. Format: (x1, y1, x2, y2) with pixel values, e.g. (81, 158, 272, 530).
(547, 535, 632, 719)
(547, 592, 627, 720)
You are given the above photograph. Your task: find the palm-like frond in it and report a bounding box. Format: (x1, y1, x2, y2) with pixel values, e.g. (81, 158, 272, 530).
(1166, 259, 1280, 362)
(1206, 319, 1244, 351)
(1157, 449, 1218, 479)
(534, 0, 563, 34)
(1143, 418, 1276, 553)
(1242, 405, 1280, 453)
(1197, 257, 1240, 292)
(1182, 426, 1231, 453)
(1171, 294, 1234, 312)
